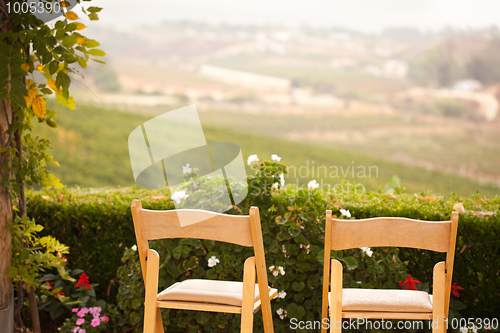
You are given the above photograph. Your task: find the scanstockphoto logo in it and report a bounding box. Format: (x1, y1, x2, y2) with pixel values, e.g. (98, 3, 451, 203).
(128, 105, 248, 225)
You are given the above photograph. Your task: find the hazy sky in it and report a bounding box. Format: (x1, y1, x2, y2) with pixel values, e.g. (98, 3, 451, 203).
(83, 0, 500, 32)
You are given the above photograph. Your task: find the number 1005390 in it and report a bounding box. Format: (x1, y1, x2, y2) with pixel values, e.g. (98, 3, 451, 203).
(446, 318, 498, 330)
(6, 1, 61, 14)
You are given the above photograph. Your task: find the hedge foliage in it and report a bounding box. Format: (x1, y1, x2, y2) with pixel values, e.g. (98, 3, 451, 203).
(26, 159, 500, 332)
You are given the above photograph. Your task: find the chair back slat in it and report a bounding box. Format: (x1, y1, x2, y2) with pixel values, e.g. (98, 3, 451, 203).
(330, 217, 451, 252)
(137, 207, 254, 247)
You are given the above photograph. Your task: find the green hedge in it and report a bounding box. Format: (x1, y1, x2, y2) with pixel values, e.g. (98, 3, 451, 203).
(26, 161, 500, 332)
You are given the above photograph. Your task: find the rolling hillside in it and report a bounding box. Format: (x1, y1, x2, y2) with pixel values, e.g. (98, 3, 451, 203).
(32, 102, 499, 197)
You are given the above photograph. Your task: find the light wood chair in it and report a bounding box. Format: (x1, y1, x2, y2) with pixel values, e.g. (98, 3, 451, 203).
(321, 211, 459, 333)
(131, 200, 277, 333)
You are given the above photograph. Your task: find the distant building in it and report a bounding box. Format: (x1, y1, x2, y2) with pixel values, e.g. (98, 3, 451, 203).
(329, 57, 357, 69)
(199, 65, 291, 92)
(383, 60, 408, 78)
(452, 79, 482, 92)
(364, 60, 408, 78)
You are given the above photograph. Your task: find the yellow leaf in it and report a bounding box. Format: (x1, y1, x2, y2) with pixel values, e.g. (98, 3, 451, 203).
(36, 64, 44, 72)
(56, 92, 76, 110)
(76, 37, 86, 45)
(32, 96, 47, 118)
(26, 79, 33, 87)
(24, 88, 38, 108)
(64, 11, 78, 20)
(75, 23, 86, 30)
(60, 0, 70, 7)
(47, 79, 61, 92)
(21, 63, 29, 72)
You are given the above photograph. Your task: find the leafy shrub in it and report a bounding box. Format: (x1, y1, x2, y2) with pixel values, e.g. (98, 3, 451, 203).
(26, 158, 500, 332)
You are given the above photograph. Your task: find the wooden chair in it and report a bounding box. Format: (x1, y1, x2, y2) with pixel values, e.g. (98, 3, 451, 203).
(321, 211, 459, 333)
(131, 200, 277, 333)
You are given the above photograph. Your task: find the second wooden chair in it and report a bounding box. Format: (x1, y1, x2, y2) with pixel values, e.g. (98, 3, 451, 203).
(321, 211, 459, 333)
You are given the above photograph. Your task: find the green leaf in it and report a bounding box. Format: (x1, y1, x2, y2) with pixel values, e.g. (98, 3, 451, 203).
(91, 59, 106, 64)
(55, 72, 70, 90)
(87, 49, 106, 57)
(45, 119, 58, 128)
(87, 6, 103, 13)
(48, 61, 59, 75)
(342, 256, 358, 271)
(85, 39, 100, 48)
(62, 34, 78, 48)
(286, 303, 306, 320)
(77, 56, 87, 69)
(292, 281, 305, 292)
(131, 298, 141, 309)
(54, 20, 65, 30)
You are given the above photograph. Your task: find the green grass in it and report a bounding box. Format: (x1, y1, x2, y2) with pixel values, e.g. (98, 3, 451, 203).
(32, 102, 499, 197)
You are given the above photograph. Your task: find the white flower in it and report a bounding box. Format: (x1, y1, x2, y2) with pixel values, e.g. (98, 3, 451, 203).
(208, 256, 220, 268)
(171, 190, 189, 204)
(276, 308, 287, 319)
(247, 154, 259, 165)
(339, 209, 351, 218)
(359, 247, 373, 257)
(131, 245, 137, 251)
(472, 327, 478, 333)
(269, 265, 285, 277)
(460, 327, 468, 333)
(308, 179, 319, 190)
(299, 244, 311, 254)
(271, 154, 281, 161)
(277, 291, 286, 299)
(271, 182, 279, 191)
(182, 163, 192, 175)
(279, 173, 285, 186)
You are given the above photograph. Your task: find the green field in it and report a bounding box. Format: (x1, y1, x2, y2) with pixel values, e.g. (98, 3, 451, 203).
(31, 102, 499, 197)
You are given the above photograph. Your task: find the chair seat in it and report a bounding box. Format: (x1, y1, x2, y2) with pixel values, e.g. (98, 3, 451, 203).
(330, 289, 433, 313)
(157, 279, 263, 307)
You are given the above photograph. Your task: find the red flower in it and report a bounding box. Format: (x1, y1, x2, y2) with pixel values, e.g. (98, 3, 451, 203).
(54, 291, 65, 298)
(45, 281, 54, 290)
(450, 282, 464, 298)
(75, 273, 93, 290)
(398, 275, 421, 291)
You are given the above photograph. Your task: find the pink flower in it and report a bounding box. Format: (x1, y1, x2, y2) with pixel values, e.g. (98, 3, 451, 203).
(79, 330, 86, 333)
(100, 316, 109, 322)
(91, 318, 101, 327)
(71, 328, 79, 333)
(76, 318, 85, 326)
(77, 308, 89, 318)
(72, 308, 78, 313)
(89, 307, 101, 318)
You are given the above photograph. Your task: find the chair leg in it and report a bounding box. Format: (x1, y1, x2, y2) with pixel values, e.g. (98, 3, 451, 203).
(432, 261, 446, 333)
(240, 305, 254, 333)
(143, 249, 160, 333)
(155, 308, 164, 333)
(330, 259, 343, 333)
(241, 257, 256, 333)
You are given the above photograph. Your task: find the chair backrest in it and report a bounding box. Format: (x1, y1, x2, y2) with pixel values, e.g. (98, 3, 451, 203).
(323, 211, 459, 315)
(329, 216, 456, 252)
(131, 200, 270, 298)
